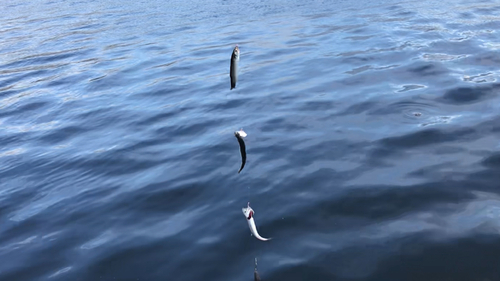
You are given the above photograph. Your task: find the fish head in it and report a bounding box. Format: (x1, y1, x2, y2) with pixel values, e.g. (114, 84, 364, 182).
(232, 46, 240, 60)
(235, 129, 247, 138)
(242, 203, 254, 220)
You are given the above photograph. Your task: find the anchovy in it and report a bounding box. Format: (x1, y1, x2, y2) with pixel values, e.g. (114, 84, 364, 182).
(230, 45, 239, 90)
(242, 202, 271, 241)
(254, 258, 261, 281)
(234, 129, 246, 173)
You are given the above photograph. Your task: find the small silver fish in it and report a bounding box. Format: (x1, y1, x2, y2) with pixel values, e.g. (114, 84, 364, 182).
(242, 202, 271, 241)
(230, 45, 239, 90)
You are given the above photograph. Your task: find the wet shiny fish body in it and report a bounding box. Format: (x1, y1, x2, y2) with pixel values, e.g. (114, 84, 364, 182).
(230, 46, 239, 90)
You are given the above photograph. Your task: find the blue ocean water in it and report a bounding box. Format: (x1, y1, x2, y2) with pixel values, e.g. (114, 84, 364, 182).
(2, 0, 500, 280)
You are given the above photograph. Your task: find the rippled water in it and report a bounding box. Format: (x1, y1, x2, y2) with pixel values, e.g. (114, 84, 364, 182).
(2, 0, 500, 280)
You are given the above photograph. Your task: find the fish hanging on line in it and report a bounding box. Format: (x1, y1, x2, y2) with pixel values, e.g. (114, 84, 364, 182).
(242, 202, 271, 241)
(234, 129, 247, 173)
(230, 45, 239, 90)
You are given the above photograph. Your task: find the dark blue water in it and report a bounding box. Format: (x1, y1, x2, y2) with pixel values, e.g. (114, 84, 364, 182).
(2, 0, 500, 280)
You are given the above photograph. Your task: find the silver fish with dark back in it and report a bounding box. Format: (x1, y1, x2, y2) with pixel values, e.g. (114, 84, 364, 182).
(230, 45, 239, 90)
(234, 129, 247, 173)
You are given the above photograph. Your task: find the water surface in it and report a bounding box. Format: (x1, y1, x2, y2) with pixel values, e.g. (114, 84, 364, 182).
(2, 0, 500, 280)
